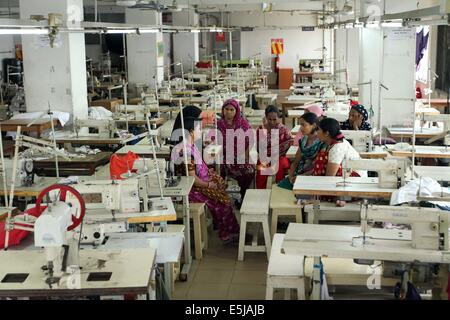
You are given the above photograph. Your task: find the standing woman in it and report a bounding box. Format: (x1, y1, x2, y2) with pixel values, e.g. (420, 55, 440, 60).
(255, 105, 293, 189)
(217, 99, 255, 201)
(172, 117, 239, 243)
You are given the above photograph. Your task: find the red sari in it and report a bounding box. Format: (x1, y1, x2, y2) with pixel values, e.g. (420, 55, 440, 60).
(255, 123, 293, 189)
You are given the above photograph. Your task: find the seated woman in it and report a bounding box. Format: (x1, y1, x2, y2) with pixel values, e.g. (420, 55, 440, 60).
(293, 104, 325, 146)
(172, 117, 239, 243)
(314, 118, 367, 206)
(217, 99, 255, 201)
(255, 105, 293, 189)
(278, 112, 324, 190)
(340, 104, 372, 131)
(314, 118, 367, 178)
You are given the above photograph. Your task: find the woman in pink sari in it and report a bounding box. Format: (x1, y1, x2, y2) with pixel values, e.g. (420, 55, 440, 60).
(172, 117, 239, 242)
(217, 99, 255, 201)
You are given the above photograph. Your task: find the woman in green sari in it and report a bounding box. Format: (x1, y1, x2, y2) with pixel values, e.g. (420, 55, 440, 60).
(278, 112, 324, 190)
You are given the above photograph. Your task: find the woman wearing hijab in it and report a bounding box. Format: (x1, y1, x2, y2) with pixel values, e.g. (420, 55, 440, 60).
(293, 103, 325, 146)
(217, 99, 255, 201)
(341, 104, 372, 131)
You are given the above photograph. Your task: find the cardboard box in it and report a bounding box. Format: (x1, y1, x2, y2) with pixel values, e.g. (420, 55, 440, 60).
(128, 98, 142, 105)
(90, 99, 123, 112)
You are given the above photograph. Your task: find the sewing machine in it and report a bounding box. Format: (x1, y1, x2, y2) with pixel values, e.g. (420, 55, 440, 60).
(359, 203, 450, 285)
(71, 158, 176, 221)
(421, 114, 450, 146)
(1, 157, 35, 187)
(34, 201, 81, 286)
(282, 203, 450, 299)
(116, 104, 159, 121)
(186, 73, 207, 83)
(3, 184, 87, 287)
(342, 130, 373, 153)
(341, 158, 406, 189)
(74, 119, 117, 139)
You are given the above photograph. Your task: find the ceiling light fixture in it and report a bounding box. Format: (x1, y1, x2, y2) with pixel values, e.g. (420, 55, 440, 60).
(0, 28, 49, 35)
(105, 29, 137, 34)
(139, 28, 159, 33)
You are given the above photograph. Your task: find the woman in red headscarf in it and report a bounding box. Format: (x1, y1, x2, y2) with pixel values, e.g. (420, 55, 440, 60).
(217, 99, 255, 201)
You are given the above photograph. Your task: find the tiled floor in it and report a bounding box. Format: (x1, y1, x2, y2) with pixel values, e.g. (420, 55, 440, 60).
(173, 220, 397, 300)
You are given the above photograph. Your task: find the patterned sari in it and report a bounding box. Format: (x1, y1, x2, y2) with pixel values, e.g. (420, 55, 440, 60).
(255, 123, 293, 189)
(173, 142, 239, 241)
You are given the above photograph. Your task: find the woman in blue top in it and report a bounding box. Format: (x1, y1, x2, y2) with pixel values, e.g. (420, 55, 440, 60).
(278, 112, 324, 190)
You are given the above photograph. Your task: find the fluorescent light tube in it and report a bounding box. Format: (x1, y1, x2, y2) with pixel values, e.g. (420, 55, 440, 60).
(106, 29, 136, 34)
(0, 28, 49, 35)
(139, 29, 159, 33)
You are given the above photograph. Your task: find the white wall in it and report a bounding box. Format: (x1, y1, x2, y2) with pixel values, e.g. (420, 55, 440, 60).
(241, 29, 332, 73)
(172, 11, 199, 75)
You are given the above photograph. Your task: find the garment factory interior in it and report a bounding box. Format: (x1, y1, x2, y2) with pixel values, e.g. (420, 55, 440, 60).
(0, 0, 449, 301)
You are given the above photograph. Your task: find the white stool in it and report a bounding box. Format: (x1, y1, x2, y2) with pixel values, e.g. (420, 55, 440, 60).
(266, 234, 306, 300)
(269, 185, 302, 237)
(238, 189, 272, 261)
(176, 203, 208, 260)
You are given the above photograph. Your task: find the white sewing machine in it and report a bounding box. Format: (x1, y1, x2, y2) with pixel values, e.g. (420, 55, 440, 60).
(342, 158, 406, 189)
(282, 203, 450, 299)
(34, 201, 81, 286)
(71, 162, 176, 221)
(116, 104, 159, 121)
(359, 204, 449, 252)
(342, 130, 373, 153)
(421, 114, 450, 146)
(74, 119, 117, 139)
(1, 157, 35, 187)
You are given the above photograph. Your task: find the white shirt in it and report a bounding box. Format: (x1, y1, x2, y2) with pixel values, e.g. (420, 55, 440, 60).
(328, 139, 367, 177)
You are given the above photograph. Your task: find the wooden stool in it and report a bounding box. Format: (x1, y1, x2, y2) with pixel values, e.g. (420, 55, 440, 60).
(238, 189, 272, 261)
(266, 234, 306, 300)
(176, 203, 208, 260)
(190, 203, 208, 260)
(269, 185, 302, 237)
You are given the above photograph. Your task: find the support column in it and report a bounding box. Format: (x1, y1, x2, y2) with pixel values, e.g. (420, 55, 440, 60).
(125, 9, 164, 89)
(19, 0, 88, 120)
(172, 11, 199, 76)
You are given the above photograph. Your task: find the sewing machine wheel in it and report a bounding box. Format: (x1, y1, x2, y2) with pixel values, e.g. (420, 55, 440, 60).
(24, 160, 33, 174)
(34, 184, 86, 231)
